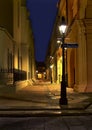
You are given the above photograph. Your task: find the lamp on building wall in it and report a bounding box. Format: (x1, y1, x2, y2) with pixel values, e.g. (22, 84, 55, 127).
(58, 16, 68, 105)
(57, 39, 62, 48)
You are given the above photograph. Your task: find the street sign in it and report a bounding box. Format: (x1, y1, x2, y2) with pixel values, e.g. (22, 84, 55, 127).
(62, 43, 78, 48)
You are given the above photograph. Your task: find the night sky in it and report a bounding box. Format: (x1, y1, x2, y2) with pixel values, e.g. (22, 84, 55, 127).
(26, 0, 59, 62)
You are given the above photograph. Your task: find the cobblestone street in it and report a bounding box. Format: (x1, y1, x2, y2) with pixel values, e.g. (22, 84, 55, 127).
(0, 116, 92, 130)
(0, 80, 92, 129)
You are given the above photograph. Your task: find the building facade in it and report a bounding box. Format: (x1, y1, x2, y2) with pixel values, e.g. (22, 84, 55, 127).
(46, 0, 92, 92)
(0, 0, 35, 85)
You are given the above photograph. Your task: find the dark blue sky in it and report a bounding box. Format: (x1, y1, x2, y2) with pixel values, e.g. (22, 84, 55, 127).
(26, 0, 59, 62)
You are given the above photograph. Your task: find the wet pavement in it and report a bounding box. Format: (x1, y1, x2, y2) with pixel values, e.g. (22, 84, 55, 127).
(0, 116, 92, 130)
(0, 81, 92, 116)
(0, 81, 92, 129)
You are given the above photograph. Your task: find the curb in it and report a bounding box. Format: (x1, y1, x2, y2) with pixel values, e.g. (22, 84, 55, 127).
(0, 109, 92, 117)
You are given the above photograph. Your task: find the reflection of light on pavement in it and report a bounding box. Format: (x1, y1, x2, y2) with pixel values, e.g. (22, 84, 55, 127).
(51, 96, 60, 99)
(68, 96, 89, 103)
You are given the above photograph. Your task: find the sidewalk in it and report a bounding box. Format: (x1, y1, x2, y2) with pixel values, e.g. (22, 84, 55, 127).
(0, 81, 92, 116)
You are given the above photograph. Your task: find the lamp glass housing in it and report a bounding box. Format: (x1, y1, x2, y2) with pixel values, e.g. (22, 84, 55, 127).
(57, 40, 61, 43)
(59, 16, 67, 34)
(59, 25, 67, 34)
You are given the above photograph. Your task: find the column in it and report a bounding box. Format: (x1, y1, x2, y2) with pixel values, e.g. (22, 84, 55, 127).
(74, 20, 87, 92)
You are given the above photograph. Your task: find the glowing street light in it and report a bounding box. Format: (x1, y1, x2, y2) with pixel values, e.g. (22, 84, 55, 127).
(58, 16, 68, 105)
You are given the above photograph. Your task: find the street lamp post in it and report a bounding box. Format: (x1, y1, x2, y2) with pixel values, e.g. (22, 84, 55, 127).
(59, 16, 68, 105)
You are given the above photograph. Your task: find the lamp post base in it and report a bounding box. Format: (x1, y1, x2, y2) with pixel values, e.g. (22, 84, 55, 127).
(59, 97, 68, 105)
(59, 80, 68, 105)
